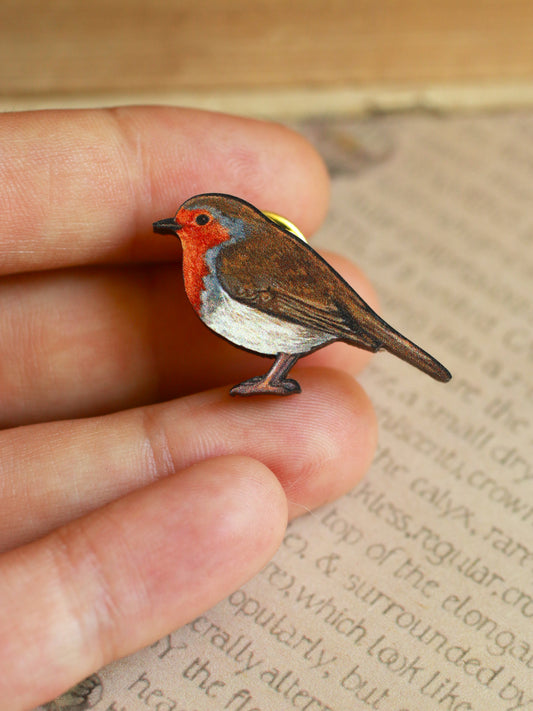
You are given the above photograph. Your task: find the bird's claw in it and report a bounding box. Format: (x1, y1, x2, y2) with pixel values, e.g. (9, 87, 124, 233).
(230, 377, 301, 396)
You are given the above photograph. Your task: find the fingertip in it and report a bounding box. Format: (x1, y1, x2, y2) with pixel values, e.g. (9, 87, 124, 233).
(254, 120, 331, 235)
(120, 454, 289, 603)
(193, 455, 289, 568)
(124, 454, 290, 626)
(271, 367, 378, 518)
(115, 105, 330, 235)
(158, 366, 378, 520)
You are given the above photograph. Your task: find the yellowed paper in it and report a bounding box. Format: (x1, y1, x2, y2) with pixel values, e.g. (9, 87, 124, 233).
(40, 111, 533, 711)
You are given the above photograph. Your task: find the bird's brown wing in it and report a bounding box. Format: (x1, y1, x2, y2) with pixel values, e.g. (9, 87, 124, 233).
(216, 225, 451, 381)
(215, 228, 382, 351)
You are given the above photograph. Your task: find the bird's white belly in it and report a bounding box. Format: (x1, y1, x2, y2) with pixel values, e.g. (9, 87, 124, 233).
(201, 288, 333, 355)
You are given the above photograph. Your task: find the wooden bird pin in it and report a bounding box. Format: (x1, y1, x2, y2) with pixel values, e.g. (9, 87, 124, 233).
(153, 193, 451, 395)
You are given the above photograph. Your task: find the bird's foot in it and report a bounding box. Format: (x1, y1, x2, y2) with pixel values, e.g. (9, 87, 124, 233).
(230, 376, 301, 396)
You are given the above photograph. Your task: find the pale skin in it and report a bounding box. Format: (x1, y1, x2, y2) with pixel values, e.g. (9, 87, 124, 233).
(0, 107, 378, 710)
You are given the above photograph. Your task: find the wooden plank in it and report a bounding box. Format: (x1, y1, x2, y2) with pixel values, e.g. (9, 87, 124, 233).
(2, 0, 533, 96)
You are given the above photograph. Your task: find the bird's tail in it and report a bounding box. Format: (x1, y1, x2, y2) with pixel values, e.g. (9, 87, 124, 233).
(381, 328, 451, 382)
(351, 312, 452, 382)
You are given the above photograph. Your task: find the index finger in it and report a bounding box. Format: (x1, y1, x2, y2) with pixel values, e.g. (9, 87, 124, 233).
(0, 106, 330, 275)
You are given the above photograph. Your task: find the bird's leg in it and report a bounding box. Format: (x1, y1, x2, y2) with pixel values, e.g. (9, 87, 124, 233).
(230, 353, 302, 396)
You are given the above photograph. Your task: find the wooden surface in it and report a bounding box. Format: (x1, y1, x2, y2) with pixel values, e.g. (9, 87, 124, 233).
(2, 0, 533, 99)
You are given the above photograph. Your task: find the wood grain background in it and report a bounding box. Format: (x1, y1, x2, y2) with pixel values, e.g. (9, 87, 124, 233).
(2, 0, 533, 100)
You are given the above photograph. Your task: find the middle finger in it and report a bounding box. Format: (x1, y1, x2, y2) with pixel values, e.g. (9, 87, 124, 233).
(0, 255, 375, 427)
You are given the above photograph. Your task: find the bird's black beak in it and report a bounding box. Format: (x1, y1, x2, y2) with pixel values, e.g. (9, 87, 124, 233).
(153, 217, 183, 235)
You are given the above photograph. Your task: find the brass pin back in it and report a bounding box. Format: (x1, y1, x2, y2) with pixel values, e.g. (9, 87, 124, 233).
(262, 211, 308, 243)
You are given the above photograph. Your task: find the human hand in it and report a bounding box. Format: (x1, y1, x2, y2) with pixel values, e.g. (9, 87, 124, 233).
(0, 107, 377, 710)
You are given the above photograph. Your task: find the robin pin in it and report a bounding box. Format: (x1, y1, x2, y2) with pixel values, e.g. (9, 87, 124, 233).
(153, 193, 451, 396)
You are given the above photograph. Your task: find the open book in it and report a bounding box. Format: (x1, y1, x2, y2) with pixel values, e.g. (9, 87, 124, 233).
(41, 111, 533, 711)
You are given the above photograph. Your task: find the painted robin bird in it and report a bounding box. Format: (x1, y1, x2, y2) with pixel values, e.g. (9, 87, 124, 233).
(153, 193, 451, 396)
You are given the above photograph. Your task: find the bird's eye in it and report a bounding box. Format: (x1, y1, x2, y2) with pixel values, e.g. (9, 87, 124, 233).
(195, 214, 210, 225)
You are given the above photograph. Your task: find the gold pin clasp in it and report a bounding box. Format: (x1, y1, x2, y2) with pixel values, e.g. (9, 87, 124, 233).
(262, 211, 308, 243)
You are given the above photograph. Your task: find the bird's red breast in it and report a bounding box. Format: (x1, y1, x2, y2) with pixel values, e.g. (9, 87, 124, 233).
(174, 206, 231, 312)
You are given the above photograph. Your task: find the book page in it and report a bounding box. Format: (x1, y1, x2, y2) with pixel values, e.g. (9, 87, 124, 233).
(40, 111, 533, 711)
